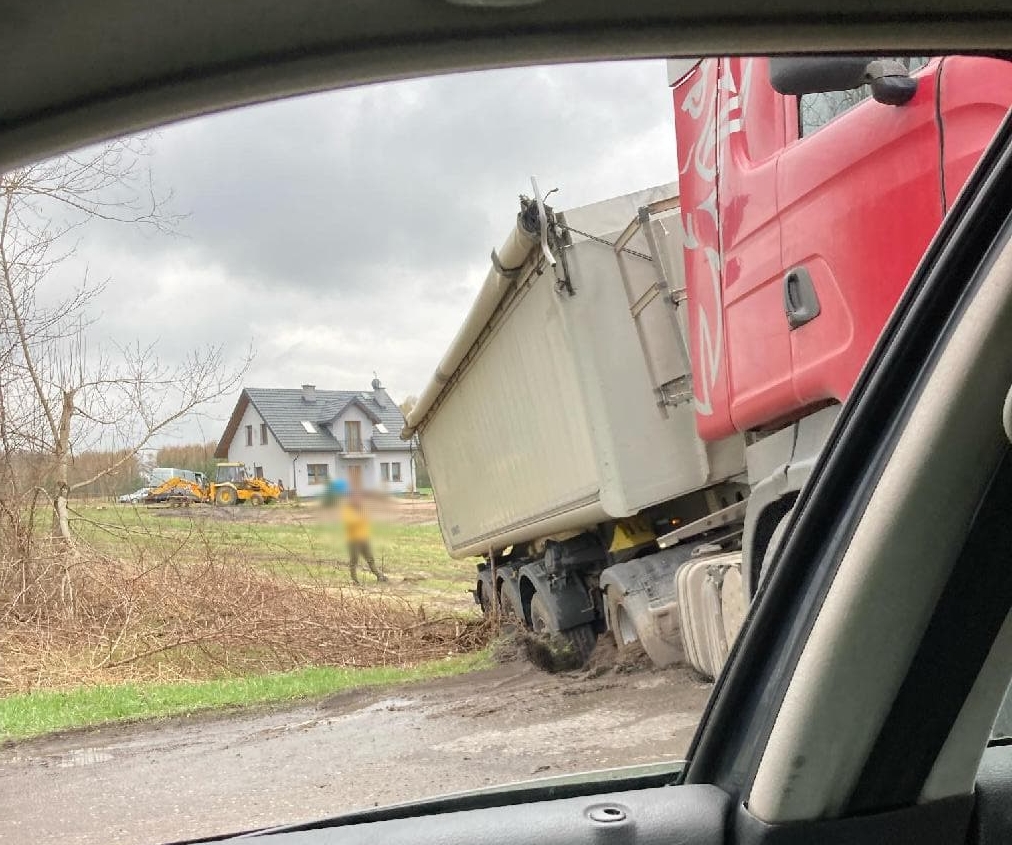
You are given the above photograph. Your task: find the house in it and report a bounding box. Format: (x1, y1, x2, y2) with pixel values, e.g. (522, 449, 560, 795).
(214, 379, 417, 497)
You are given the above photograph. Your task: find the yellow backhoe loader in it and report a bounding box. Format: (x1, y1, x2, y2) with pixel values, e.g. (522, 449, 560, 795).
(208, 462, 281, 506)
(145, 475, 207, 506)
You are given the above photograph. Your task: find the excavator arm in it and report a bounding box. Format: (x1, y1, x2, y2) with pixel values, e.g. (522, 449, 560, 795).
(145, 477, 207, 505)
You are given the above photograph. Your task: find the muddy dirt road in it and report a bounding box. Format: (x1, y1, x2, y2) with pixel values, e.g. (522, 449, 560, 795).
(0, 661, 710, 845)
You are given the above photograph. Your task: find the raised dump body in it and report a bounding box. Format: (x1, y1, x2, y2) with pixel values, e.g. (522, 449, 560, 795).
(404, 184, 745, 560)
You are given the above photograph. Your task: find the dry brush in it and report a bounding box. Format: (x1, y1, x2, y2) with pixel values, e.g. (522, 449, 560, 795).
(0, 515, 488, 694)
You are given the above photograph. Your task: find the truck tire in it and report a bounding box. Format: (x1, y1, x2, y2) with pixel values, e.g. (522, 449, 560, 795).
(499, 586, 524, 625)
(476, 569, 495, 615)
(215, 486, 237, 506)
(530, 592, 597, 666)
(249, 493, 264, 506)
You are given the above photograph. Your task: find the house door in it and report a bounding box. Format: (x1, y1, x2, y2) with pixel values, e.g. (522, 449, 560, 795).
(344, 421, 362, 452)
(347, 465, 363, 491)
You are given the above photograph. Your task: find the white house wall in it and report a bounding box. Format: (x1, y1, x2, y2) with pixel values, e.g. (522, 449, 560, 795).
(371, 449, 415, 494)
(293, 452, 341, 497)
(225, 402, 292, 488)
(225, 399, 416, 497)
(327, 405, 373, 448)
(327, 406, 416, 494)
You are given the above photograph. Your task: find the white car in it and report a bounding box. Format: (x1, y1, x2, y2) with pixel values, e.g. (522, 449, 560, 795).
(117, 487, 150, 504)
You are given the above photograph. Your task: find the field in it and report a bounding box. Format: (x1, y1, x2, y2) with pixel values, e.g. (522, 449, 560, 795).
(0, 496, 489, 737)
(71, 496, 475, 612)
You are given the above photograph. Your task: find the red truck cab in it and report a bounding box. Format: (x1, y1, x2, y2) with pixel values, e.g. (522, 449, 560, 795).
(672, 56, 1012, 440)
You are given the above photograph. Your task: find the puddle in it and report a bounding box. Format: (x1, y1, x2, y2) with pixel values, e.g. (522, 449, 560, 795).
(57, 748, 114, 768)
(360, 697, 415, 714)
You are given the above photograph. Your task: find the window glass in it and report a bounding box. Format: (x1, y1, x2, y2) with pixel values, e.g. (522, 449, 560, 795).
(12, 55, 1010, 845)
(799, 57, 931, 136)
(306, 463, 329, 484)
(216, 464, 243, 483)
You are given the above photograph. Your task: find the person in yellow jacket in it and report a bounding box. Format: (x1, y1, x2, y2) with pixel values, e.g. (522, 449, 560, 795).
(340, 491, 388, 584)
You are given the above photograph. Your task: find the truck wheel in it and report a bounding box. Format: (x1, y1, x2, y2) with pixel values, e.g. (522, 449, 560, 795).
(475, 568, 495, 616)
(215, 486, 236, 506)
(529, 592, 597, 666)
(499, 587, 524, 626)
(249, 493, 264, 506)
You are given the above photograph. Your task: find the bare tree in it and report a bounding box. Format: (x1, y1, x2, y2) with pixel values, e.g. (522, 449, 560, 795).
(0, 139, 251, 553)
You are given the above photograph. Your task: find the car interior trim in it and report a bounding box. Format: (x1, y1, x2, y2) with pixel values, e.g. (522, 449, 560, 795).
(8, 3, 1012, 173)
(848, 448, 1012, 812)
(920, 610, 1012, 802)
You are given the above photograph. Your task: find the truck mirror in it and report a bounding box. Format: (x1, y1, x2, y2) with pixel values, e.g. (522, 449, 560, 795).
(865, 59, 919, 106)
(769, 56, 873, 95)
(770, 56, 918, 106)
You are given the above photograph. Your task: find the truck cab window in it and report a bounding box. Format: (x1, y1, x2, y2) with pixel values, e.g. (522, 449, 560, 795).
(799, 57, 931, 137)
(800, 88, 873, 137)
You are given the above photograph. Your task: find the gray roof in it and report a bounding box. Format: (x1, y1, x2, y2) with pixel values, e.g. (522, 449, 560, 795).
(219, 386, 412, 456)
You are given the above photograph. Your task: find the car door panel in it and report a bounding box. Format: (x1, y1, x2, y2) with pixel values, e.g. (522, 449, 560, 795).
(202, 785, 729, 844)
(973, 744, 1012, 845)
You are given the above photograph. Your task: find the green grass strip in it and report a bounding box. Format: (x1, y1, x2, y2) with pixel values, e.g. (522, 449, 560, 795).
(0, 651, 491, 741)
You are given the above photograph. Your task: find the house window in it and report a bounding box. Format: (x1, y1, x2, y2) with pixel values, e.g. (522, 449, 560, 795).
(345, 420, 362, 452)
(245, 425, 253, 446)
(253, 465, 264, 479)
(306, 464, 329, 485)
(391, 462, 402, 482)
(380, 462, 390, 482)
(260, 423, 268, 445)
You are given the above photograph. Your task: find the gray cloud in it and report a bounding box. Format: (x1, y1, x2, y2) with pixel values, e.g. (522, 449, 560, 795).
(57, 60, 677, 442)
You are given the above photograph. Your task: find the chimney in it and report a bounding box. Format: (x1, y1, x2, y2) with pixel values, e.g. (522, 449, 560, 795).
(302, 384, 316, 403)
(371, 375, 387, 406)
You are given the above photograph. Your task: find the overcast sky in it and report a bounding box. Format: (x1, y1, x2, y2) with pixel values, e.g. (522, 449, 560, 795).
(60, 60, 677, 445)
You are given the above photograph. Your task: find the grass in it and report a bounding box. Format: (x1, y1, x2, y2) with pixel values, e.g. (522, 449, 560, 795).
(1, 499, 490, 732)
(67, 501, 478, 613)
(0, 651, 491, 741)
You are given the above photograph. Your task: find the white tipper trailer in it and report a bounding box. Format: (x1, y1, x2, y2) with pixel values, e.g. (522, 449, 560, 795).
(402, 183, 754, 676)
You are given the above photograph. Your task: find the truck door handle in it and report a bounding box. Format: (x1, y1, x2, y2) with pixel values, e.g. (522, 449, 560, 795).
(784, 267, 821, 330)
